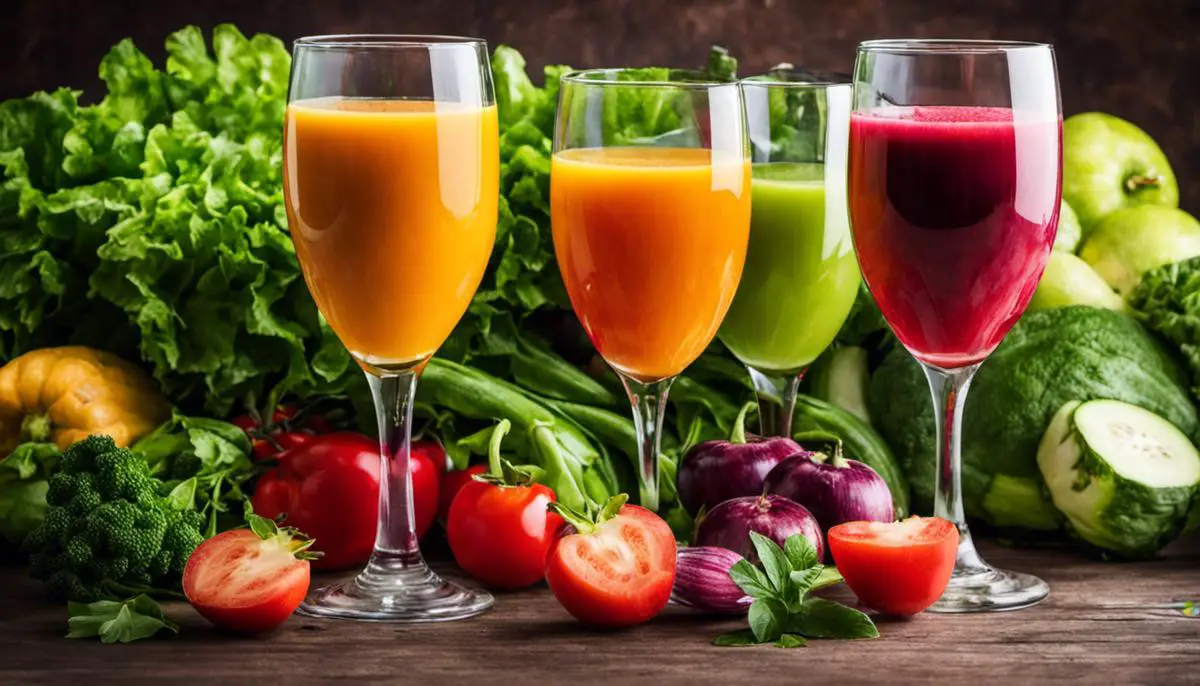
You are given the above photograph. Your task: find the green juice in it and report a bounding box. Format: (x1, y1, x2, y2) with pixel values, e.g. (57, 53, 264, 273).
(719, 163, 860, 373)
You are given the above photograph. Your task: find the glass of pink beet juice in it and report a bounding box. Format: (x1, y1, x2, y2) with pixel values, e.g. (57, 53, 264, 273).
(849, 40, 1061, 612)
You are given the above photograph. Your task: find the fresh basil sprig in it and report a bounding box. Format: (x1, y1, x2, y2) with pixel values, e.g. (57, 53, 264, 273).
(67, 595, 178, 644)
(714, 531, 878, 648)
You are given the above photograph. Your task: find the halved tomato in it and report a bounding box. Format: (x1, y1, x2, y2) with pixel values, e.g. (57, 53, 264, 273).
(183, 525, 314, 634)
(544, 502, 676, 628)
(827, 516, 958, 616)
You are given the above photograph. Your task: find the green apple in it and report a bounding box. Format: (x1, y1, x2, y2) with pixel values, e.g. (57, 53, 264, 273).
(1054, 199, 1082, 253)
(1029, 252, 1125, 312)
(1079, 205, 1200, 296)
(1063, 112, 1178, 234)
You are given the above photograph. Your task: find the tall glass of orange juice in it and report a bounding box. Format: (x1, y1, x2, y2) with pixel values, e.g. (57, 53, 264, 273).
(283, 35, 497, 622)
(551, 70, 751, 511)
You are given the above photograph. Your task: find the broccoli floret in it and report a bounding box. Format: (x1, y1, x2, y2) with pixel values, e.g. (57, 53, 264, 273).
(24, 435, 204, 602)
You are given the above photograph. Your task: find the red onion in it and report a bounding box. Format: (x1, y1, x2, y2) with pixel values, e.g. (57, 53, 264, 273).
(763, 443, 894, 532)
(671, 546, 752, 614)
(694, 494, 824, 563)
(677, 405, 801, 515)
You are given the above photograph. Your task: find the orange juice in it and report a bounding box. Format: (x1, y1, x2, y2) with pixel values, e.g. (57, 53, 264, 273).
(283, 98, 498, 367)
(551, 147, 751, 381)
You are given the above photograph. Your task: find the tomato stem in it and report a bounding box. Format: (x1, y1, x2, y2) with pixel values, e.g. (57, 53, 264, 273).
(486, 420, 511, 477)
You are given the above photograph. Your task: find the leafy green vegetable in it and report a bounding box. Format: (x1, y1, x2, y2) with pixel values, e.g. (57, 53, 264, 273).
(870, 306, 1198, 532)
(0, 441, 60, 546)
(132, 412, 256, 537)
(67, 594, 177, 644)
(715, 532, 877, 647)
(0, 25, 358, 415)
(1130, 256, 1200, 400)
(24, 434, 204, 601)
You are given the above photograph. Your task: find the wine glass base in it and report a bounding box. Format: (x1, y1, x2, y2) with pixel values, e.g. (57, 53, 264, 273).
(298, 557, 494, 623)
(928, 564, 1049, 613)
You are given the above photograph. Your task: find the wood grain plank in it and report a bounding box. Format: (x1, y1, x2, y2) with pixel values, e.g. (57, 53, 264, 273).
(0, 538, 1196, 684)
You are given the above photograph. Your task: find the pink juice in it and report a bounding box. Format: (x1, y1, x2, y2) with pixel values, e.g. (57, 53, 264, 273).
(849, 107, 1061, 369)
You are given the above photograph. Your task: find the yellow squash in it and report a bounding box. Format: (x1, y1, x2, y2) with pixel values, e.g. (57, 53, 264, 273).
(0, 347, 171, 456)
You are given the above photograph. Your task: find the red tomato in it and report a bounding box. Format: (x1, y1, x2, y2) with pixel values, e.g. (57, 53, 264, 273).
(251, 432, 441, 571)
(249, 430, 314, 461)
(447, 480, 562, 590)
(438, 464, 488, 522)
(544, 504, 676, 627)
(183, 529, 311, 634)
(827, 516, 959, 616)
(230, 414, 258, 433)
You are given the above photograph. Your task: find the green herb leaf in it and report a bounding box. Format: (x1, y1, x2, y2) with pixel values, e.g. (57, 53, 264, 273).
(728, 559, 774, 598)
(787, 567, 825, 608)
(164, 477, 198, 510)
(712, 629, 759, 647)
(67, 595, 178, 644)
(748, 597, 787, 643)
(790, 597, 879, 640)
(812, 566, 845, 591)
(774, 633, 808, 649)
(748, 530, 790, 593)
(783, 533, 818, 570)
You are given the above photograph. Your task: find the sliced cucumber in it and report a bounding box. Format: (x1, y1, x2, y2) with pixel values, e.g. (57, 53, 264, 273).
(1037, 399, 1200, 558)
(808, 346, 872, 423)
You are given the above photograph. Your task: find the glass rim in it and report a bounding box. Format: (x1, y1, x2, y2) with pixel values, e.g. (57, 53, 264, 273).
(858, 38, 1052, 55)
(293, 34, 487, 50)
(741, 68, 852, 89)
(561, 67, 737, 89)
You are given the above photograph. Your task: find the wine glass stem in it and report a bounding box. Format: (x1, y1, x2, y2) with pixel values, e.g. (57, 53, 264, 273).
(747, 367, 804, 438)
(365, 370, 422, 564)
(621, 375, 675, 512)
(921, 362, 984, 566)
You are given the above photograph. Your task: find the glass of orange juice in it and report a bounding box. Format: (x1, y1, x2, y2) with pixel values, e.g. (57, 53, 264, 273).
(283, 35, 497, 622)
(551, 70, 752, 511)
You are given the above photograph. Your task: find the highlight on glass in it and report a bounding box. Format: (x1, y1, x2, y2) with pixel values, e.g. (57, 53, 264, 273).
(848, 39, 1062, 612)
(550, 68, 753, 511)
(282, 34, 498, 622)
(719, 69, 860, 438)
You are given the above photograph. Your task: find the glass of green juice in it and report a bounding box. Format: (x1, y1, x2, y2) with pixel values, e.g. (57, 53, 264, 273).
(720, 72, 859, 436)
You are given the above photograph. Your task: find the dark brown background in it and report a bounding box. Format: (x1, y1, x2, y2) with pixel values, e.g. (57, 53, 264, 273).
(5, 0, 1199, 209)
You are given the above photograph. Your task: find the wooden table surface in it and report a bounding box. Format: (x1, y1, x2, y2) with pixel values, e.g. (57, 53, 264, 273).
(1, 538, 1197, 685)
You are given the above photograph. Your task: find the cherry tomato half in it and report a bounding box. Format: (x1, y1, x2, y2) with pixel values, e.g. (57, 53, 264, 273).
(183, 529, 310, 634)
(827, 516, 958, 616)
(545, 504, 676, 627)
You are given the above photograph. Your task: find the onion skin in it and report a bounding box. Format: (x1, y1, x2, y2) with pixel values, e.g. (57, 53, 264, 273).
(671, 546, 751, 614)
(694, 495, 825, 563)
(763, 450, 894, 532)
(677, 437, 803, 515)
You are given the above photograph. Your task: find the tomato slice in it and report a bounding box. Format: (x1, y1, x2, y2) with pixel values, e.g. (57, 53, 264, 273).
(183, 529, 311, 634)
(827, 516, 958, 616)
(545, 505, 676, 627)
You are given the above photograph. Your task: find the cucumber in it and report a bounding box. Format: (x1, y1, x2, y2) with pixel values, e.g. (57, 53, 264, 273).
(807, 346, 872, 423)
(1037, 399, 1200, 558)
(792, 394, 910, 518)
